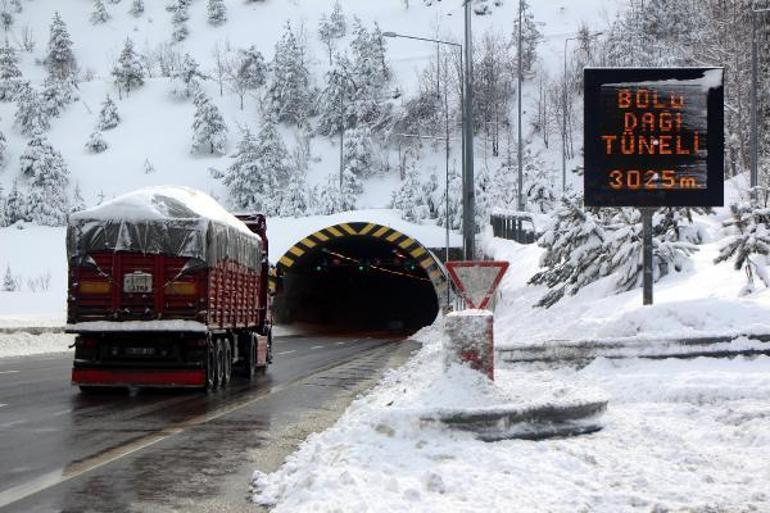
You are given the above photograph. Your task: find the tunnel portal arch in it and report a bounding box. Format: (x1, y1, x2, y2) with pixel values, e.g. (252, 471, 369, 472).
(274, 222, 449, 330)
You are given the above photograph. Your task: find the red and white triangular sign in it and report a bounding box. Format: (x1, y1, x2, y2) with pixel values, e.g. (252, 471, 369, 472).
(445, 261, 510, 310)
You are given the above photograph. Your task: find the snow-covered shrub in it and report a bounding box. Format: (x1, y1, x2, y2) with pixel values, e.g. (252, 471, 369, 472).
(714, 199, 770, 295)
(85, 130, 108, 153)
(97, 94, 120, 130)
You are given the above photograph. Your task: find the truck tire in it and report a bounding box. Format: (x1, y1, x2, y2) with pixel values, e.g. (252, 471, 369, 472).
(223, 338, 232, 385)
(246, 334, 257, 378)
(205, 341, 217, 392)
(215, 339, 225, 389)
(79, 385, 128, 395)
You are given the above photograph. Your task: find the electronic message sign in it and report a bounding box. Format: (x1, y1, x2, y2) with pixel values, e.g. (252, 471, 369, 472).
(584, 68, 724, 207)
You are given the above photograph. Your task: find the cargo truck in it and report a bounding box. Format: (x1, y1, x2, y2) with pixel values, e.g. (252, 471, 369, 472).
(65, 187, 272, 392)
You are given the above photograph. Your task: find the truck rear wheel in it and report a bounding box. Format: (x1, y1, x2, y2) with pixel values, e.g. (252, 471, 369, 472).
(223, 338, 232, 385)
(246, 335, 257, 378)
(205, 340, 218, 392)
(215, 339, 225, 389)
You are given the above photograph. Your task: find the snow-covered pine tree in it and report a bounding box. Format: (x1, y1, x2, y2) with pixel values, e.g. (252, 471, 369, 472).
(656, 207, 710, 245)
(391, 161, 429, 223)
(220, 122, 290, 215)
(207, 0, 226, 25)
(529, 195, 610, 308)
(422, 170, 439, 218)
(97, 94, 120, 130)
(316, 175, 342, 215)
(318, 1, 346, 65)
(226, 45, 266, 109)
(129, 0, 144, 17)
(436, 164, 463, 230)
(0, 127, 7, 168)
(191, 91, 227, 155)
(512, 0, 542, 77)
(607, 208, 696, 293)
(0, 183, 6, 227)
(342, 126, 375, 182)
(40, 76, 77, 118)
(18, 133, 70, 226)
(14, 86, 50, 136)
(10, 0, 21, 14)
(349, 18, 390, 127)
(1, 9, 13, 41)
(0, 43, 23, 101)
(90, 0, 110, 25)
(524, 154, 556, 214)
(85, 129, 108, 153)
(265, 22, 312, 127)
(112, 38, 145, 95)
(45, 12, 77, 82)
(714, 200, 770, 295)
(279, 172, 309, 217)
(316, 52, 356, 137)
(340, 168, 361, 212)
(143, 158, 155, 174)
(171, 53, 206, 98)
(3, 265, 16, 291)
(107, 0, 121, 4)
(71, 182, 85, 213)
(4, 179, 22, 224)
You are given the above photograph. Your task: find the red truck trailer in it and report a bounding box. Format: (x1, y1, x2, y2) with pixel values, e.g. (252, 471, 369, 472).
(65, 187, 272, 392)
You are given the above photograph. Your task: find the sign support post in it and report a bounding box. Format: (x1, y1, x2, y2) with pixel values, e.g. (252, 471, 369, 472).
(641, 208, 654, 306)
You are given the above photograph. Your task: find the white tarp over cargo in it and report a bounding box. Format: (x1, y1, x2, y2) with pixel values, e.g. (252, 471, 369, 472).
(67, 186, 261, 271)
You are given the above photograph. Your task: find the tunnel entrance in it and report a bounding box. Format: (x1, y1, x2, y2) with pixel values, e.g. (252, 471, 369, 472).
(273, 223, 446, 334)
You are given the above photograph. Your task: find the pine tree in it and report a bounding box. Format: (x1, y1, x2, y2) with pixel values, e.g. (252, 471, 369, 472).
(715, 200, 770, 295)
(524, 154, 556, 214)
(191, 91, 228, 155)
(529, 195, 610, 308)
(112, 38, 145, 95)
(512, 0, 542, 77)
(0, 128, 6, 168)
(436, 165, 463, 230)
(10, 0, 21, 14)
(220, 122, 290, 215)
(391, 161, 429, 223)
(97, 94, 120, 130)
(85, 129, 108, 153)
(171, 53, 206, 98)
(4, 179, 22, 224)
(18, 134, 70, 226)
(348, 18, 390, 127)
(207, 0, 226, 25)
(316, 176, 342, 215)
(0, 183, 6, 227)
(340, 168, 361, 212)
(129, 0, 144, 17)
(170, 1, 189, 41)
(3, 265, 16, 291)
(316, 52, 356, 137)
(342, 127, 375, 181)
(90, 0, 110, 25)
(0, 43, 23, 101)
(318, 1, 346, 64)
(46, 12, 77, 81)
(265, 22, 312, 127)
(279, 172, 309, 217)
(71, 182, 85, 213)
(40, 76, 77, 118)
(143, 158, 155, 174)
(236, 45, 266, 90)
(14, 86, 50, 136)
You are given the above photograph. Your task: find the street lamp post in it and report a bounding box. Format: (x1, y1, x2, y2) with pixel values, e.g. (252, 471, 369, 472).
(463, 1, 475, 260)
(562, 32, 602, 193)
(751, 6, 770, 193)
(517, 0, 524, 212)
(383, 31, 463, 305)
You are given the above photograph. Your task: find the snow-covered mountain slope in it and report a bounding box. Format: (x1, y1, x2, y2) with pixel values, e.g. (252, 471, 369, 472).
(0, 0, 615, 207)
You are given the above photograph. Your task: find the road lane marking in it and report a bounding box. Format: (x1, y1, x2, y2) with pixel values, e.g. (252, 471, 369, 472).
(276, 350, 296, 356)
(335, 342, 346, 346)
(0, 339, 399, 510)
(0, 370, 20, 375)
(0, 404, 7, 408)
(311, 345, 323, 350)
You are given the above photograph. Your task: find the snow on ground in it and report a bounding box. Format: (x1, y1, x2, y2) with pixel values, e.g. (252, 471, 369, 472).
(252, 325, 770, 513)
(0, 332, 73, 358)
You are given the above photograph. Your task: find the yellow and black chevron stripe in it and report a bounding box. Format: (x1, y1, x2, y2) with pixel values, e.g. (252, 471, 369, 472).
(276, 222, 448, 297)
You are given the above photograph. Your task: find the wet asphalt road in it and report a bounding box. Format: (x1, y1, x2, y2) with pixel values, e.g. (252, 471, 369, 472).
(0, 333, 416, 513)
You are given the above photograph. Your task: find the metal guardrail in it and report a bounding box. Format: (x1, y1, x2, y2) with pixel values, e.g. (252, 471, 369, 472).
(490, 212, 539, 244)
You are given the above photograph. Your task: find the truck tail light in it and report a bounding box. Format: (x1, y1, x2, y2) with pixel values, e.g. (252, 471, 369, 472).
(79, 280, 111, 294)
(166, 281, 197, 295)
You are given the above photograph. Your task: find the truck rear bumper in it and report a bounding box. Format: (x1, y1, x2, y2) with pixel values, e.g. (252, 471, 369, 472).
(72, 368, 205, 388)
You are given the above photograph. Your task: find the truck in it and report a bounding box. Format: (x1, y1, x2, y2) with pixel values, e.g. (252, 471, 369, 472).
(65, 187, 272, 392)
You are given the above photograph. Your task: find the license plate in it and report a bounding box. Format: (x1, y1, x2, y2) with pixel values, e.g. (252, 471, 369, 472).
(124, 272, 153, 293)
(126, 347, 155, 356)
